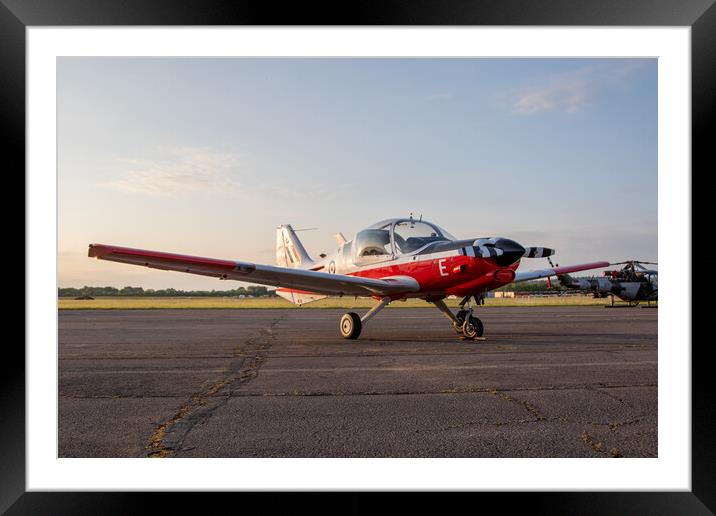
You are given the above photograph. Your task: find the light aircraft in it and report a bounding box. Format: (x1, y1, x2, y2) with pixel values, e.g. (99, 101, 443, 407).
(556, 260, 657, 306)
(88, 216, 608, 340)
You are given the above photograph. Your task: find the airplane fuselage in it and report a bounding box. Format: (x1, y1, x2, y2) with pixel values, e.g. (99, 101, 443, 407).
(309, 247, 520, 300)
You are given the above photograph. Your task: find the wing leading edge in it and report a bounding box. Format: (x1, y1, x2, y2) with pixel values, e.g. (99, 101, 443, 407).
(87, 244, 419, 297)
(512, 261, 610, 283)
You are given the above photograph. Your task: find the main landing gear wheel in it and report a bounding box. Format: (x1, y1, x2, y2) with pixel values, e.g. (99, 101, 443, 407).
(340, 312, 362, 340)
(461, 315, 484, 339)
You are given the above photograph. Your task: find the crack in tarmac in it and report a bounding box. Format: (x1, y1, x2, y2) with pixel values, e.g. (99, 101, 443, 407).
(435, 390, 643, 446)
(580, 430, 623, 458)
(488, 388, 548, 421)
(590, 386, 636, 408)
(144, 317, 282, 458)
(436, 389, 551, 432)
(606, 418, 642, 431)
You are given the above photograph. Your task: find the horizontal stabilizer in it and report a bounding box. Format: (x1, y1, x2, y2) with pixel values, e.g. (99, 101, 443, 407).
(276, 288, 327, 306)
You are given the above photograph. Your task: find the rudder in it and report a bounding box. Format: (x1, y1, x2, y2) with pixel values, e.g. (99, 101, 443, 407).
(276, 224, 314, 268)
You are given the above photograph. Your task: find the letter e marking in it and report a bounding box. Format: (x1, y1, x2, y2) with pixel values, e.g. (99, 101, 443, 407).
(438, 258, 449, 277)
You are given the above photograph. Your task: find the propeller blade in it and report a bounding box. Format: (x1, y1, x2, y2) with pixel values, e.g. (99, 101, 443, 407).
(523, 247, 555, 258)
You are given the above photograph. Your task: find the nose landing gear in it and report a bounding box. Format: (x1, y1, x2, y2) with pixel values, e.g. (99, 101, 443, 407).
(458, 313, 484, 339)
(431, 296, 485, 340)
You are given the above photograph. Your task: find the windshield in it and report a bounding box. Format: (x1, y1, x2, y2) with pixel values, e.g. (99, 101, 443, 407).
(393, 220, 451, 254)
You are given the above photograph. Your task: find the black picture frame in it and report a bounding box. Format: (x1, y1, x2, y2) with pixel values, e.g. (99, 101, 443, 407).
(5, 0, 711, 513)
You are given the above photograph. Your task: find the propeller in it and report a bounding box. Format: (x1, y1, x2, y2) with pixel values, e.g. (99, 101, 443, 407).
(470, 238, 555, 265)
(472, 237, 525, 265)
(522, 247, 555, 258)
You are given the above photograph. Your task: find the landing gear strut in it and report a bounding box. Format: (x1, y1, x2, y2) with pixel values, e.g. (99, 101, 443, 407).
(340, 296, 391, 340)
(431, 296, 485, 340)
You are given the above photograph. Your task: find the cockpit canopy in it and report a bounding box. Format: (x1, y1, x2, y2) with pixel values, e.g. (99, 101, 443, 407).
(353, 218, 455, 260)
(354, 228, 392, 257)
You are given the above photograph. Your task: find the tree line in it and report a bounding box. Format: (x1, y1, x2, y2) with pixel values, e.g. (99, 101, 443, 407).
(59, 285, 277, 298)
(60, 279, 558, 298)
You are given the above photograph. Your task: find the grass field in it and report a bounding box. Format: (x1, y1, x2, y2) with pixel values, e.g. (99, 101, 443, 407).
(58, 295, 628, 310)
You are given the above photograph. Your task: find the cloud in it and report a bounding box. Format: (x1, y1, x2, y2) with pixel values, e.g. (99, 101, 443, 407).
(103, 146, 353, 201)
(104, 147, 242, 197)
(511, 61, 649, 115)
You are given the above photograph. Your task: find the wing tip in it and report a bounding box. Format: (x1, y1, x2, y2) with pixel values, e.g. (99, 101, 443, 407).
(88, 243, 103, 258)
(554, 261, 611, 274)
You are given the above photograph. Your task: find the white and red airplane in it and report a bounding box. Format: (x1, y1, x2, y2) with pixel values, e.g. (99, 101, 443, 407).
(88, 216, 608, 340)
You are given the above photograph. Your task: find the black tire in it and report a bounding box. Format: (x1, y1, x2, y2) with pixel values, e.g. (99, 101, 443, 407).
(461, 315, 484, 339)
(340, 312, 362, 340)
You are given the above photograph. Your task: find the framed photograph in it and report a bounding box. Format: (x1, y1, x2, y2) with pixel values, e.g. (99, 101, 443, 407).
(7, 0, 711, 512)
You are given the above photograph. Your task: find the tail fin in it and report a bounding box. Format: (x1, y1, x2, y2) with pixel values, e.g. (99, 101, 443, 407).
(276, 224, 314, 269)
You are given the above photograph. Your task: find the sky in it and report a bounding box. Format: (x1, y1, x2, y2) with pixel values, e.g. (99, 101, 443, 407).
(58, 58, 657, 290)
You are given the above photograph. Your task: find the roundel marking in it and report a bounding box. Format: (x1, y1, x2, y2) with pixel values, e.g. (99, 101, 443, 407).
(328, 261, 336, 274)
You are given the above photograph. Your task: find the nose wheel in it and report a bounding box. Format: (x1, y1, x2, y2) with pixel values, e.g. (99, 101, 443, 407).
(453, 309, 484, 339)
(460, 315, 484, 339)
(433, 298, 485, 340)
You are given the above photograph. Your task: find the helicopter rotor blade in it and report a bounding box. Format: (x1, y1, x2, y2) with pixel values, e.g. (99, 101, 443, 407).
(610, 260, 658, 266)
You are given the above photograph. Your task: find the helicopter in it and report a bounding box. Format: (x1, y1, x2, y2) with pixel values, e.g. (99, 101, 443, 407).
(556, 260, 658, 306)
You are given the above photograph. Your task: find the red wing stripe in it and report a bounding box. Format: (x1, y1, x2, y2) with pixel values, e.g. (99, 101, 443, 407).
(553, 261, 610, 275)
(88, 244, 237, 270)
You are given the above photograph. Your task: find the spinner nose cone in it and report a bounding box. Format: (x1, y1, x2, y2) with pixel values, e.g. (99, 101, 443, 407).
(494, 238, 525, 266)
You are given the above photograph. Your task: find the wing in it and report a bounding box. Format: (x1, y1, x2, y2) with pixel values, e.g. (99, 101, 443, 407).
(88, 244, 419, 297)
(513, 261, 610, 283)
